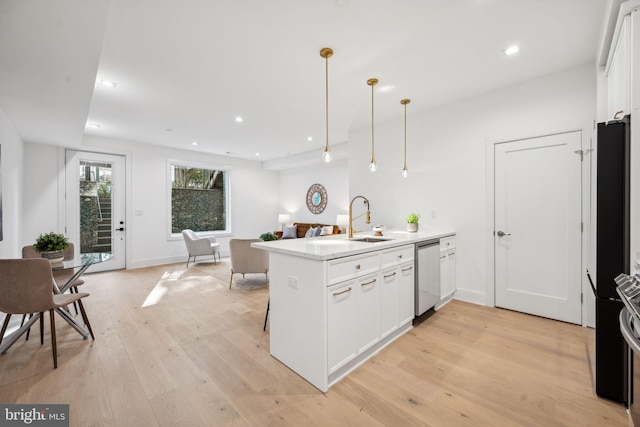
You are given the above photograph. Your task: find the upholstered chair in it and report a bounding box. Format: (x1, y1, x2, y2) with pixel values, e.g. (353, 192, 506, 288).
(228, 239, 269, 289)
(0, 258, 94, 368)
(182, 229, 220, 267)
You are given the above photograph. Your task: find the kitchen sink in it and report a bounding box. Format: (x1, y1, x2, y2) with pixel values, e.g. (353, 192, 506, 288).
(350, 237, 392, 243)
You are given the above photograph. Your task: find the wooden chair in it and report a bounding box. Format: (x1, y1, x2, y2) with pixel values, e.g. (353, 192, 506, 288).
(0, 258, 94, 368)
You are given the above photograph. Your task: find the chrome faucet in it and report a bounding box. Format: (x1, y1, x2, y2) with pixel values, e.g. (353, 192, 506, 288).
(349, 195, 370, 238)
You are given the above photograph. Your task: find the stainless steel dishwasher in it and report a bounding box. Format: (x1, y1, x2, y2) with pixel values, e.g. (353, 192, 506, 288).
(415, 239, 441, 317)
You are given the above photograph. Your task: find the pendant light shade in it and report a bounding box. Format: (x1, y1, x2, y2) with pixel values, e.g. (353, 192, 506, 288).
(401, 99, 410, 177)
(367, 78, 378, 172)
(320, 48, 333, 163)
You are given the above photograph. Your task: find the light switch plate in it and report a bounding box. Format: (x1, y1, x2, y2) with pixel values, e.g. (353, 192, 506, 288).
(288, 276, 298, 289)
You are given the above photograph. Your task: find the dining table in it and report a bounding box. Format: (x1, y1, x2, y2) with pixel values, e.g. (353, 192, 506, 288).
(0, 252, 112, 354)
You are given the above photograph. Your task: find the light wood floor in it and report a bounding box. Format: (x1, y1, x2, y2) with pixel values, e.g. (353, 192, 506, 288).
(0, 259, 628, 426)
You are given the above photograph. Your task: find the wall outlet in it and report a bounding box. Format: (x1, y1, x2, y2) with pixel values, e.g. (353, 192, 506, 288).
(288, 276, 298, 289)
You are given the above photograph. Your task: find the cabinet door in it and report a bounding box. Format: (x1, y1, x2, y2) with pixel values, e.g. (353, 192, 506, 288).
(439, 251, 448, 300)
(357, 274, 380, 353)
(445, 250, 456, 297)
(398, 262, 415, 326)
(327, 281, 358, 374)
(380, 268, 399, 338)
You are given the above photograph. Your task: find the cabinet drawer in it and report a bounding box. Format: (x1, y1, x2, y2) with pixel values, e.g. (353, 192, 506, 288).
(327, 253, 379, 285)
(380, 245, 414, 269)
(440, 235, 456, 251)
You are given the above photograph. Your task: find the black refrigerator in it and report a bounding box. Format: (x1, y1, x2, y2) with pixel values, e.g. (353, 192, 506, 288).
(595, 115, 630, 404)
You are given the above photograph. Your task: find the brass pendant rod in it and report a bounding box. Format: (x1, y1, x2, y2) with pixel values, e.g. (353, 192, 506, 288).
(320, 48, 333, 161)
(325, 54, 329, 153)
(367, 78, 378, 165)
(401, 99, 411, 174)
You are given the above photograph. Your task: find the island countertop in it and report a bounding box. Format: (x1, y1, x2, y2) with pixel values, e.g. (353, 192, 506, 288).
(252, 228, 455, 261)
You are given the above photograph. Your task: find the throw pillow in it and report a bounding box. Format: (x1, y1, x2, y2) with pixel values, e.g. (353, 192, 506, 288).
(305, 227, 316, 238)
(313, 226, 323, 237)
(319, 225, 333, 236)
(282, 225, 298, 239)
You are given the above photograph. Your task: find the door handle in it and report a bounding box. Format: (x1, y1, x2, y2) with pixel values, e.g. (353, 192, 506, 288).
(115, 228, 125, 231)
(496, 231, 511, 237)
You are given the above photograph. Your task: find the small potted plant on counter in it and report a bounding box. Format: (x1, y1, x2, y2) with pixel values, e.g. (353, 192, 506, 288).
(405, 213, 421, 233)
(33, 232, 70, 264)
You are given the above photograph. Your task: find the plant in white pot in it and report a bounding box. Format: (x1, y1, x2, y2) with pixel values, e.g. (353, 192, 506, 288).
(404, 213, 421, 232)
(33, 232, 70, 264)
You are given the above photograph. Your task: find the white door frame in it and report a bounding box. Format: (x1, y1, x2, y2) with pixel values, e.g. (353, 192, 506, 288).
(485, 128, 593, 327)
(57, 146, 132, 271)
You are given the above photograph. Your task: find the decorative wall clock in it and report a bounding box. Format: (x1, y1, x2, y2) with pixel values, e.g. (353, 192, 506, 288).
(306, 183, 328, 214)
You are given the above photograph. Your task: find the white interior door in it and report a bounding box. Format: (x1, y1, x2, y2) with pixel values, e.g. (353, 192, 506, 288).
(65, 150, 126, 272)
(495, 132, 582, 324)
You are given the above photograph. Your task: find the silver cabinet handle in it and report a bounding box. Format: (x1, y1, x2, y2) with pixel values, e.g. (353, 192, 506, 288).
(361, 279, 376, 286)
(497, 231, 511, 237)
(383, 272, 396, 278)
(401, 266, 413, 272)
(333, 287, 352, 296)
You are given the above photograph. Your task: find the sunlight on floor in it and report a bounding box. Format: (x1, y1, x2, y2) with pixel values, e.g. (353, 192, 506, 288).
(141, 270, 183, 307)
(141, 269, 222, 307)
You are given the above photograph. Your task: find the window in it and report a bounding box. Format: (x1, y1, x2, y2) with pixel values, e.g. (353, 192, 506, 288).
(169, 161, 229, 234)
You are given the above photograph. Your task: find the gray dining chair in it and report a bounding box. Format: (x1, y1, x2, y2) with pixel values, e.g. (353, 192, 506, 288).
(0, 258, 94, 368)
(23, 244, 85, 316)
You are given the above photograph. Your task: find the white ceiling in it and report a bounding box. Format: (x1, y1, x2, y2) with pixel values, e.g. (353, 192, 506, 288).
(0, 0, 612, 162)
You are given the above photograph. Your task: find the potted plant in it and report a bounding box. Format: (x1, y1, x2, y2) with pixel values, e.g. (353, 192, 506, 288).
(33, 232, 70, 264)
(259, 232, 278, 241)
(404, 213, 421, 232)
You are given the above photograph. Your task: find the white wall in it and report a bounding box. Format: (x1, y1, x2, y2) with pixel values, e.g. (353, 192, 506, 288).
(22, 144, 61, 244)
(349, 63, 596, 310)
(0, 108, 24, 258)
(278, 159, 349, 227)
(22, 135, 280, 268)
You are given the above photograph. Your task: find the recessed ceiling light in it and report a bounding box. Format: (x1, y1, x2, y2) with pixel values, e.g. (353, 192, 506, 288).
(378, 85, 395, 93)
(307, 136, 314, 142)
(192, 141, 198, 146)
(255, 152, 260, 157)
(87, 123, 101, 128)
(504, 45, 520, 56)
(235, 116, 244, 123)
(100, 80, 116, 88)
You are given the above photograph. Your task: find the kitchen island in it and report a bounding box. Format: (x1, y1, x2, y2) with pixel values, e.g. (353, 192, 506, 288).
(252, 229, 455, 392)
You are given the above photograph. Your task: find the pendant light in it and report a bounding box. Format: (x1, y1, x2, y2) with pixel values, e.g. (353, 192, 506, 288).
(401, 99, 410, 177)
(320, 48, 333, 163)
(367, 78, 378, 172)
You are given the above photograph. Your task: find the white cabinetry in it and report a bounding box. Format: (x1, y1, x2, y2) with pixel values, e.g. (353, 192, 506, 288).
(607, 15, 632, 119)
(326, 245, 415, 379)
(397, 262, 415, 326)
(356, 273, 381, 353)
(436, 236, 456, 310)
(327, 280, 358, 373)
